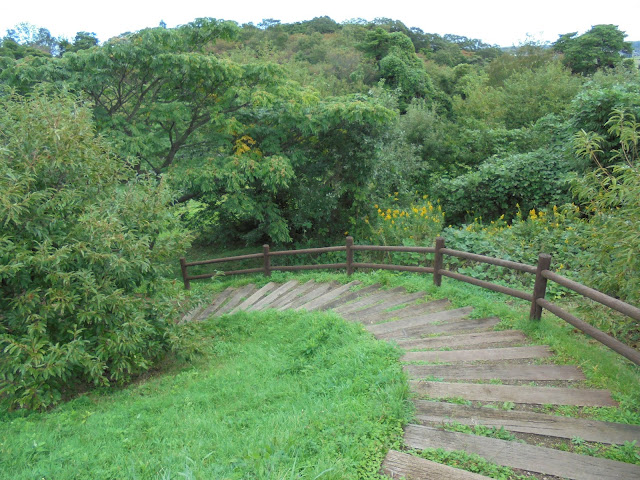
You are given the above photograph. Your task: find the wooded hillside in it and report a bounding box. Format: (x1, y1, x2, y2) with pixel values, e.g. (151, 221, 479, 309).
(1, 16, 639, 410)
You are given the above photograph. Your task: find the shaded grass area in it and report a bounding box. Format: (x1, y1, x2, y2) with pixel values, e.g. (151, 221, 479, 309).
(0, 309, 410, 479)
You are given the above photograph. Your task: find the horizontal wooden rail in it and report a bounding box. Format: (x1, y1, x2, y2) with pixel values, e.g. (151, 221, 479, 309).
(272, 263, 346, 272)
(441, 270, 533, 301)
(352, 245, 435, 254)
(441, 248, 537, 274)
(179, 235, 640, 366)
(537, 299, 640, 366)
(542, 270, 640, 321)
(220, 268, 264, 276)
(352, 262, 435, 274)
(185, 252, 263, 266)
(269, 246, 346, 256)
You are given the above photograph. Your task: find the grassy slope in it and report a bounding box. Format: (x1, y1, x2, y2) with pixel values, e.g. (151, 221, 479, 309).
(0, 308, 410, 479)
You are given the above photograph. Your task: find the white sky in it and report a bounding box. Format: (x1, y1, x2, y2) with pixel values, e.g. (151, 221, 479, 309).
(2, 0, 639, 47)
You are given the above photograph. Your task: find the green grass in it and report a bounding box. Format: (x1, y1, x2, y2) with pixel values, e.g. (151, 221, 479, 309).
(414, 448, 535, 479)
(0, 309, 411, 479)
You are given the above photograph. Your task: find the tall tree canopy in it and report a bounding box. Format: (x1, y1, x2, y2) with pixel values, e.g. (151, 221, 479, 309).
(553, 24, 632, 75)
(1, 18, 395, 244)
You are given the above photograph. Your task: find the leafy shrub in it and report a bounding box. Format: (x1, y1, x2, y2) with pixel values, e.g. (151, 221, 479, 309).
(0, 90, 191, 410)
(433, 147, 574, 224)
(572, 108, 640, 304)
(442, 205, 587, 291)
(570, 70, 640, 165)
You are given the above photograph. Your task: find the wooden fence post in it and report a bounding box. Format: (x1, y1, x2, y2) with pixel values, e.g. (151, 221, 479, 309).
(179, 257, 191, 290)
(346, 236, 354, 275)
(530, 253, 552, 320)
(263, 244, 271, 277)
(433, 237, 445, 287)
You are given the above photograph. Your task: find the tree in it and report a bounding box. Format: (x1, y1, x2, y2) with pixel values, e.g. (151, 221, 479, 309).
(358, 28, 435, 109)
(5, 23, 59, 56)
(59, 31, 99, 54)
(0, 90, 190, 410)
(553, 25, 632, 75)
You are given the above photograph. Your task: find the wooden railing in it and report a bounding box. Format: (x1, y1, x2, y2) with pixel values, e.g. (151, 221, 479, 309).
(180, 236, 640, 366)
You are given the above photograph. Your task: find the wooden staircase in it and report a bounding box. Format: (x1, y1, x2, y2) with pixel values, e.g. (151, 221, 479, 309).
(185, 281, 640, 480)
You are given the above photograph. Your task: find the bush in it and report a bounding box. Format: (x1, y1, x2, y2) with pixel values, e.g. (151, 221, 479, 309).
(572, 108, 640, 304)
(442, 205, 587, 290)
(433, 147, 574, 224)
(0, 90, 191, 410)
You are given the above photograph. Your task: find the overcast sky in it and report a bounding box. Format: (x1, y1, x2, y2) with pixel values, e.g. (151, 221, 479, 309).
(2, 0, 639, 47)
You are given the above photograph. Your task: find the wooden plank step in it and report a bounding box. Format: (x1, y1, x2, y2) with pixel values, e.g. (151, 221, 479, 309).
(410, 381, 618, 406)
(202, 287, 238, 318)
(367, 307, 474, 336)
(319, 283, 381, 311)
(396, 330, 527, 350)
(249, 280, 299, 311)
(215, 284, 258, 316)
(230, 282, 279, 313)
(413, 401, 640, 445)
(365, 298, 451, 325)
(334, 287, 406, 315)
(346, 291, 428, 324)
(283, 281, 338, 310)
(181, 302, 209, 324)
(296, 280, 361, 311)
(381, 449, 492, 479)
(401, 345, 552, 363)
(268, 281, 317, 310)
(375, 317, 500, 341)
(404, 424, 640, 480)
(404, 364, 585, 381)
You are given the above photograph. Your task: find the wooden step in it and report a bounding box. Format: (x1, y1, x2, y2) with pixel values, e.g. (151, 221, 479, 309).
(413, 401, 640, 445)
(296, 281, 361, 311)
(402, 345, 552, 363)
(319, 283, 382, 311)
(367, 307, 474, 337)
(249, 280, 299, 311)
(345, 291, 428, 324)
(334, 287, 406, 315)
(200, 287, 238, 318)
(215, 284, 258, 316)
(396, 330, 527, 350)
(375, 317, 500, 340)
(404, 424, 640, 480)
(283, 282, 338, 310)
(268, 281, 317, 310)
(405, 364, 585, 381)
(181, 302, 209, 324)
(410, 381, 617, 406)
(364, 298, 451, 325)
(230, 282, 279, 313)
(381, 449, 492, 479)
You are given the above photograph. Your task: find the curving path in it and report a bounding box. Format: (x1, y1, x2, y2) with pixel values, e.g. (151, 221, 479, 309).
(184, 281, 640, 480)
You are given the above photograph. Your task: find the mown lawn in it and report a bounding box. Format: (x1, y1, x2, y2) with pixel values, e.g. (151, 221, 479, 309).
(0, 308, 410, 479)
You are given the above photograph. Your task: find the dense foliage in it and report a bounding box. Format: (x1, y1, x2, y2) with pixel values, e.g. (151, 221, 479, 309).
(1, 16, 639, 408)
(0, 91, 190, 410)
